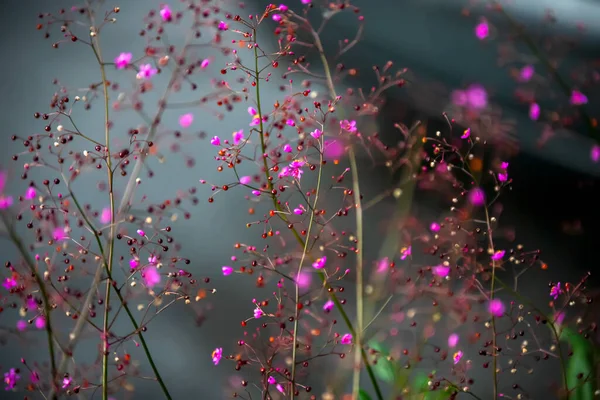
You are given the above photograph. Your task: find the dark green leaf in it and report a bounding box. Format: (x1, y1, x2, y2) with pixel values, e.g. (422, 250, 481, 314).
(368, 340, 396, 383)
(358, 389, 373, 400)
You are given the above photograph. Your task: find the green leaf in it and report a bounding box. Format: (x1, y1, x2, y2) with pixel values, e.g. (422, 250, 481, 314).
(358, 389, 373, 400)
(368, 340, 396, 383)
(560, 327, 596, 400)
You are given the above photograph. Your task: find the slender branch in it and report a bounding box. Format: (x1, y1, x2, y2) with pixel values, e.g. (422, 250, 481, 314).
(1, 213, 59, 399)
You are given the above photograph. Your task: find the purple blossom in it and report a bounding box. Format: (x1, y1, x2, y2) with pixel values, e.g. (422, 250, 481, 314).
(143, 266, 161, 287)
(137, 64, 157, 80)
(491, 250, 505, 261)
(254, 307, 264, 319)
(212, 347, 223, 365)
(312, 256, 326, 269)
(400, 246, 411, 260)
(232, 129, 244, 145)
(340, 119, 357, 133)
(3, 277, 17, 290)
(475, 20, 489, 40)
(323, 300, 334, 312)
(114, 52, 132, 69)
(550, 282, 563, 300)
(340, 333, 353, 344)
(520, 65, 535, 81)
(222, 266, 233, 276)
(210, 136, 221, 146)
(488, 299, 505, 317)
(468, 188, 485, 206)
(179, 113, 194, 128)
(160, 5, 172, 21)
(529, 102, 540, 121)
(4, 368, 20, 390)
(310, 128, 323, 139)
(570, 90, 588, 105)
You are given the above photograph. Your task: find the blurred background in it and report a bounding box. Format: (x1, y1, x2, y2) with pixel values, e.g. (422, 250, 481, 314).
(1, 0, 599, 398)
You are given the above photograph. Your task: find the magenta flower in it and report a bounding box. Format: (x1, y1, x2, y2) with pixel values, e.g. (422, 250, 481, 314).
(200, 58, 210, 68)
(267, 376, 276, 385)
(62, 376, 72, 389)
(400, 246, 412, 260)
(0, 171, 13, 209)
(432, 265, 450, 278)
(550, 282, 563, 300)
(276, 384, 285, 394)
(340, 119, 357, 133)
(239, 176, 251, 185)
(4, 368, 20, 390)
(301, 0, 312, 4)
(232, 129, 244, 145)
(16, 320, 27, 332)
(591, 145, 600, 163)
(218, 21, 228, 31)
(491, 250, 505, 261)
(129, 258, 139, 270)
(29, 371, 40, 384)
(3, 277, 17, 290)
(312, 256, 326, 269)
(529, 102, 540, 121)
(136, 64, 157, 80)
(179, 113, 194, 128)
(143, 266, 161, 287)
(570, 90, 588, 105)
(293, 205, 305, 215)
(210, 136, 221, 146)
(448, 333, 459, 348)
(254, 307, 264, 319)
(159, 5, 172, 21)
(283, 144, 292, 153)
(310, 128, 323, 139)
(251, 190, 261, 197)
(520, 65, 534, 81)
(212, 347, 223, 365)
(35, 316, 46, 330)
(279, 4, 289, 12)
(340, 333, 353, 344)
(468, 188, 485, 206)
(279, 160, 305, 181)
(296, 271, 312, 289)
(465, 84, 488, 110)
(430, 222, 441, 232)
(100, 207, 112, 224)
(25, 187, 36, 200)
(488, 299, 505, 317)
(272, 14, 282, 22)
(52, 227, 69, 241)
(475, 20, 489, 40)
(115, 52, 132, 69)
(323, 300, 334, 312)
(222, 266, 233, 276)
(286, 119, 295, 127)
(453, 350, 464, 364)
(461, 128, 471, 139)
(137, 229, 145, 236)
(248, 107, 261, 126)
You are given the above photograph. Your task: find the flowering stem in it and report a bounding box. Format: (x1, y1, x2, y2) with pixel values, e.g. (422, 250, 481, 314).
(493, 1, 598, 142)
(1, 213, 59, 398)
(483, 205, 499, 399)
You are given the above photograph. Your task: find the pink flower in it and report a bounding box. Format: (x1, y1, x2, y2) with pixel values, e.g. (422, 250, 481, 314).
(323, 300, 334, 312)
(29, 371, 40, 384)
(115, 52, 132, 69)
(276, 384, 285, 394)
(248, 107, 261, 126)
(468, 188, 485, 206)
(100, 207, 112, 224)
(488, 299, 505, 317)
(491, 250, 505, 261)
(211, 347, 223, 365)
(448, 333, 459, 348)
(137, 63, 157, 80)
(25, 187, 36, 200)
(148, 255, 158, 266)
(279, 4, 289, 12)
(282, 144, 292, 153)
(62, 376, 72, 389)
(232, 129, 244, 145)
(312, 256, 326, 269)
(430, 222, 441, 232)
(4, 368, 20, 390)
(296, 271, 311, 289)
(179, 113, 194, 128)
(52, 227, 68, 241)
(550, 282, 563, 300)
(3, 277, 17, 290)
(286, 119, 295, 127)
(340, 119, 357, 133)
(137, 229, 145, 236)
(461, 128, 471, 139)
(591, 145, 600, 163)
(570, 90, 588, 105)
(239, 176, 251, 185)
(453, 350, 464, 364)
(16, 320, 27, 332)
(254, 307, 264, 319)
(475, 20, 489, 40)
(340, 333, 353, 344)
(218, 21, 228, 31)
(129, 258, 139, 270)
(310, 128, 323, 139)
(400, 246, 411, 260)
(35, 316, 46, 330)
(432, 265, 450, 278)
(520, 65, 535, 82)
(529, 102, 540, 121)
(301, 0, 312, 4)
(143, 266, 161, 287)
(160, 5, 172, 21)
(272, 14, 282, 22)
(200, 58, 210, 69)
(267, 376, 276, 385)
(279, 160, 305, 181)
(293, 206, 305, 215)
(251, 190, 261, 197)
(210, 136, 221, 146)
(222, 266, 233, 276)
(465, 84, 488, 110)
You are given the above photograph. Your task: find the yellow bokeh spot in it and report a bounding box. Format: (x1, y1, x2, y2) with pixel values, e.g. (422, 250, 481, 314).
(469, 157, 483, 172)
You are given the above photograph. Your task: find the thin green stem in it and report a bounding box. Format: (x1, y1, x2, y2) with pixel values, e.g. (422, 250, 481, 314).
(483, 206, 499, 399)
(2, 213, 59, 399)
